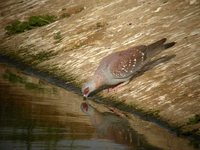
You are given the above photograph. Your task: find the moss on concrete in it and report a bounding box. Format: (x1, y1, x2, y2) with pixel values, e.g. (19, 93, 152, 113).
(3, 70, 25, 84)
(2, 70, 43, 91)
(4, 6, 85, 35)
(5, 15, 57, 35)
(53, 31, 62, 43)
(0, 46, 59, 67)
(31, 51, 59, 65)
(187, 114, 200, 125)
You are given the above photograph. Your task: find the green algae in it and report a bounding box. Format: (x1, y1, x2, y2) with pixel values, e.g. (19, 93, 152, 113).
(31, 51, 59, 64)
(4, 6, 85, 35)
(3, 71, 25, 84)
(53, 31, 62, 43)
(25, 82, 43, 91)
(2, 70, 43, 91)
(0, 46, 59, 66)
(5, 15, 57, 35)
(187, 114, 200, 125)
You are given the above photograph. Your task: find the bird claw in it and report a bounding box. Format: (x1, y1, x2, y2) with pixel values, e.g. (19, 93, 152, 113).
(107, 87, 117, 92)
(102, 87, 118, 94)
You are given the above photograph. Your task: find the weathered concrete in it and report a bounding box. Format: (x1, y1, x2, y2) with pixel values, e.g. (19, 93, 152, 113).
(0, 0, 200, 137)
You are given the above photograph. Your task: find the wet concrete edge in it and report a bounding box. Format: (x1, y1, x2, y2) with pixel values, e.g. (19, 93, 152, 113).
(0, 54, 199, 145)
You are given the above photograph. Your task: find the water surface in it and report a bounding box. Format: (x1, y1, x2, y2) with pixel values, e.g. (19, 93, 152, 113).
(0, 63, 198, 150)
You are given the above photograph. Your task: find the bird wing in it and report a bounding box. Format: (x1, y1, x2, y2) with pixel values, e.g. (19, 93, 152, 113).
(108, 45, 147, 79)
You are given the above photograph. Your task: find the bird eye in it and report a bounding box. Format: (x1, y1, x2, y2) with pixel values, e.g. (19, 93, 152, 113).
(83, 87, 89, 96)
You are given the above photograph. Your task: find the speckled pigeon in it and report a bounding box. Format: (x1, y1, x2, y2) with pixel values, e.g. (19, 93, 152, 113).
(82, 38, 175, 97)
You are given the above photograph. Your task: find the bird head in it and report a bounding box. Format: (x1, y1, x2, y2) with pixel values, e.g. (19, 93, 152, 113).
(82, 80, 96, 98)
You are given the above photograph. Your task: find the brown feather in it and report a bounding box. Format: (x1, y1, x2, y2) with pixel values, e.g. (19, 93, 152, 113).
(110, 46, 147, 79)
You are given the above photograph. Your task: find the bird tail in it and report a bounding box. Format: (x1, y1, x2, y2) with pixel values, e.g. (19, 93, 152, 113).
(146, 38, 176, 58)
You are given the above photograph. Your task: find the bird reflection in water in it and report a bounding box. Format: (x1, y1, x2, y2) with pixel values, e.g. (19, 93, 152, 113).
(81, 102, 161, 150)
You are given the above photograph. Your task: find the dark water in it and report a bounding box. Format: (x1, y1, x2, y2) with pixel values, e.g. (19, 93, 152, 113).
(0, 63, 198, 150)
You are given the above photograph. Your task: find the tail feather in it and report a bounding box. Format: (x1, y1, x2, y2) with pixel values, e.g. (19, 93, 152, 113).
(148, 38, 167, 50)
(146, 38, 176, 59)
(164, 42, 176, 49)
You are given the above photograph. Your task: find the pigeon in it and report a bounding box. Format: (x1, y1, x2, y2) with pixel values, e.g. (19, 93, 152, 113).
(82, 38, 175, 97)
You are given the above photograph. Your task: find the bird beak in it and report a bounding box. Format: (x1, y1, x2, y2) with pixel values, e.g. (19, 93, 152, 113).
(83, 95, 87, 100)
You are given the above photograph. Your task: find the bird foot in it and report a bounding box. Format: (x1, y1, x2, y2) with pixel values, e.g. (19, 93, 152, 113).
(107, 86, 118, 93)
(102, 86, 119, 94)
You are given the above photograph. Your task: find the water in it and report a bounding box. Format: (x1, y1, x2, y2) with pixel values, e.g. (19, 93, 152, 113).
(0, 63, 198, 150)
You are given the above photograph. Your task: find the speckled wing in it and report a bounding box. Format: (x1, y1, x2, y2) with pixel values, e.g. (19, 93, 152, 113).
(108, 45, 147, 79)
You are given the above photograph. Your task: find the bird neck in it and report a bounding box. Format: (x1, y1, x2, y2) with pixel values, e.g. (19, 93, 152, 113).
(93, 74, 105, 90)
